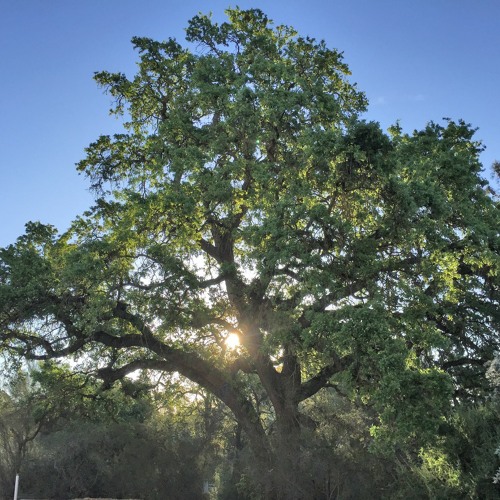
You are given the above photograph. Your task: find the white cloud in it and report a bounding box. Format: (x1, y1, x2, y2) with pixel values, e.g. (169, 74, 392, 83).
(374, 96, 387, 105)
(408, 93, 426, 102)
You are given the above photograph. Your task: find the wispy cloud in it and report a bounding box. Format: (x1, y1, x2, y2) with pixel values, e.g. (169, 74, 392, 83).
(407, 93, 426, 102)
(374, 96, 387, 105)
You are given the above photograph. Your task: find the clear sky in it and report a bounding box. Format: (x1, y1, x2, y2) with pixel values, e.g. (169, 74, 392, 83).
(1, 0, 499, 247)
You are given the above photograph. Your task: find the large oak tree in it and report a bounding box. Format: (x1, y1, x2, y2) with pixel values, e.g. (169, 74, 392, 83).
(1, 8, 498, 498)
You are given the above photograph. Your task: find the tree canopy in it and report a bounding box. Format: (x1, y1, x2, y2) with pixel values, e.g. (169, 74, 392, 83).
(0, 8, 499, 499)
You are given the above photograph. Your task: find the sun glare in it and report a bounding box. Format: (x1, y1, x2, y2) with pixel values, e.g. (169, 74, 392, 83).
(225, 333, 240, 349)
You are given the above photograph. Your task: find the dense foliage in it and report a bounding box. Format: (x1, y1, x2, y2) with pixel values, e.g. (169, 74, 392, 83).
(1, 8, 499, 499)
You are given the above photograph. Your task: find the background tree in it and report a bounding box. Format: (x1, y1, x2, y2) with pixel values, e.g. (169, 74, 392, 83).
(2, 364, 208, 499)
(0, 370, 46, 499)
(0, 8, 498, 499)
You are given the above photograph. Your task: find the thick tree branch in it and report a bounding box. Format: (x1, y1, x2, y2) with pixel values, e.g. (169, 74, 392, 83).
(441, 357, 487, 370)
(2, 329, 87, 361)
(92, 344, 272, 463)
(298, 353, 351, 402)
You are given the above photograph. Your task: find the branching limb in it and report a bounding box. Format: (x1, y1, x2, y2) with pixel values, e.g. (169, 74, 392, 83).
(298, 353, 351, 402)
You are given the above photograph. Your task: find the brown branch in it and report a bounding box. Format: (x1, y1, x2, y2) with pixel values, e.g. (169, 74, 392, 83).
(3, 329, 87, 361)
(229, 356, 255, 375)
(92, 347, 272, 463)
(441, 357, 486, 370)
(298, 353, 351, 402)
(199, 237, 220, 261)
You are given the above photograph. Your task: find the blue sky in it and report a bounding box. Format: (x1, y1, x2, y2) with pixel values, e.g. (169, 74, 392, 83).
(1, 0, 499, 247)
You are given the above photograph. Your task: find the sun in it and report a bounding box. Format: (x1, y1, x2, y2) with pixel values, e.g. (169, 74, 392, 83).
(225, 333, 240, 349)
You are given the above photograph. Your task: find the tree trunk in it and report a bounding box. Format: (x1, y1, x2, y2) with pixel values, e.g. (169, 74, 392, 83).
(270, 408, 311, 500)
